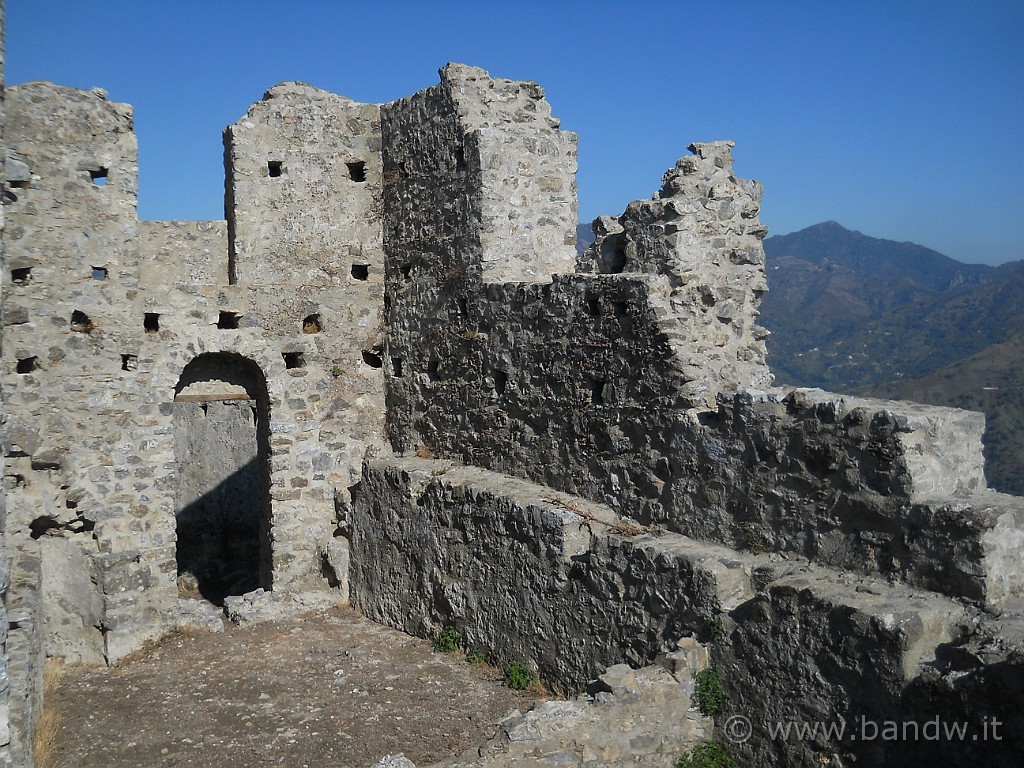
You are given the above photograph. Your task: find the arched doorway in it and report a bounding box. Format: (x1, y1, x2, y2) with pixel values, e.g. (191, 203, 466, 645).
(173, 353, 272, 604)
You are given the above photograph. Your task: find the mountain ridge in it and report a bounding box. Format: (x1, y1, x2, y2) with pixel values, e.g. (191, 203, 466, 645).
(760, 220, 1024, 496)
(760, 221, 1024, 388)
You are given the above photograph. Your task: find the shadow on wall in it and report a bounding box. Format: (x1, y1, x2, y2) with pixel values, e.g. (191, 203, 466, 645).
(175, 456, 264, 605)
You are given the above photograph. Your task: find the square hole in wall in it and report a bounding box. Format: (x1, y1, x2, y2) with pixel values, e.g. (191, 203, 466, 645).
(302, 313, 322, 334)
(361, 350, 383, 369)
(92, 266, 108, 281)
(121, 354, 138, 371)
(89, 168, 108, 186)
(283, 351, 305, 369)
(347, 161, 367, 183)
(70, 310, 94, 333)
(11, 267, 31, 285)
(217, 311, 241, 329)
(268, 161, 283, 178)
(144, 313, 160, 333)
(16, 356, 38, 374)
(351, 264, 369, 281)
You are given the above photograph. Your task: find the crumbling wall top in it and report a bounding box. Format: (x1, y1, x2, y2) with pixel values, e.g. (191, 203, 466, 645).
(224, 81, 383, 286)
(439, 62, 579, 283)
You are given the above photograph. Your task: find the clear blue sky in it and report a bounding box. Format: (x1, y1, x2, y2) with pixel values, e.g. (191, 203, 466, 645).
(6, 1, 1023, 264)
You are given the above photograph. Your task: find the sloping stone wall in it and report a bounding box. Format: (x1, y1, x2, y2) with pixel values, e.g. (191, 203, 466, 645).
(350, 456, 749, 694)
(352, 456, 1024, 767)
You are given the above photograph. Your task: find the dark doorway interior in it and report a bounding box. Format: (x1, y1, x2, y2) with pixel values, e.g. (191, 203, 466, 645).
(173, 354, 271, 604)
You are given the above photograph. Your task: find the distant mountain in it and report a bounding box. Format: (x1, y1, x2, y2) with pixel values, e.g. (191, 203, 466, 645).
(760, 221, 1024, 496)
(760, 221, 1024, 389)
(764, 220, 1000, 293)
(862, 333, 1024, 496)
(577, 223, 596, 255)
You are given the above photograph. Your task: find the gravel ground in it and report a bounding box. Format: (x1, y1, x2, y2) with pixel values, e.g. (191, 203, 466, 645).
(42, 606, 545, 768)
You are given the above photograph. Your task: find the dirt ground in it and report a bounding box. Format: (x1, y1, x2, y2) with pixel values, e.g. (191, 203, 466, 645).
(41, 606, 545, 768)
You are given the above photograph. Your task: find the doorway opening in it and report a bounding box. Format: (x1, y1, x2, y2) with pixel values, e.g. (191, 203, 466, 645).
(173, 353, 272, 604)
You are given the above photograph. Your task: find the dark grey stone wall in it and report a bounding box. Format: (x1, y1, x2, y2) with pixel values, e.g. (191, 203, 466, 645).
(352, 456, 1024, 768)
(350, 457, 747, 694)
(378, 89, 1016, 605)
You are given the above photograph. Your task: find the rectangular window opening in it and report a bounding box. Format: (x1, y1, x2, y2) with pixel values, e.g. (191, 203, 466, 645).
(11, 267, 31, 285)
(362, 350, 383, 369)
(302, 313, 322, 334)
(144, 313, 160, 333)
(92, 266, 108, 281)
(351, 264, 369, 281)
(590, 380, 606, 406)
(70, 310, 94, 333)
(346, 161, 367, 183)
(268, 161, 283, 178)
(392, 357, 403, 378)
(217, 311, 241, 329)
(283, 351, 305, 369)
(121, 354, 138, 371)
(89, 168, 108, 186)
(16, 356, 38, 374)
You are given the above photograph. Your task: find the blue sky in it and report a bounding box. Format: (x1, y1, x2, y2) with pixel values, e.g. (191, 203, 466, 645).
(6, 1, 1023, 264)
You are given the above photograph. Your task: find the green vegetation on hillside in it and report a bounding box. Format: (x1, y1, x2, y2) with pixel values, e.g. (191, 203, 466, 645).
(761, 221, 1024, 496)
(861, 335, 1024, 496)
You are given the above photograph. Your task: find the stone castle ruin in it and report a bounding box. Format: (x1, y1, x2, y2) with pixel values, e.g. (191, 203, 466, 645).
(1, 15, 1022, 768)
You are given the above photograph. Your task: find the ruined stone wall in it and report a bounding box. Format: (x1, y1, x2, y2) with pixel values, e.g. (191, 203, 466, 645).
(381, 81, 1018, 605)
(370, 64, 1024, 767)
(350, 457, 738, 694)
(0, 54, 1022, 768)
(352, 456, 1024, 767)
(0, 0, 9, 758)
(0, 79, 390, 664)
(225, 83, 383, 287)
(0, 3, 17, 763)
(578, 141, 772, 406)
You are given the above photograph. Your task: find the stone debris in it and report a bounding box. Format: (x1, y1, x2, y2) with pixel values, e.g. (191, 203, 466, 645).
(373, 755, 417, 768)
(223, 588, 346, 626)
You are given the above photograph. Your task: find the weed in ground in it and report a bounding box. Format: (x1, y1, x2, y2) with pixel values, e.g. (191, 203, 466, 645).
(433, 626, 461, 654)
(674, 740, 736, 768)
(503, 662, 534, 690)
